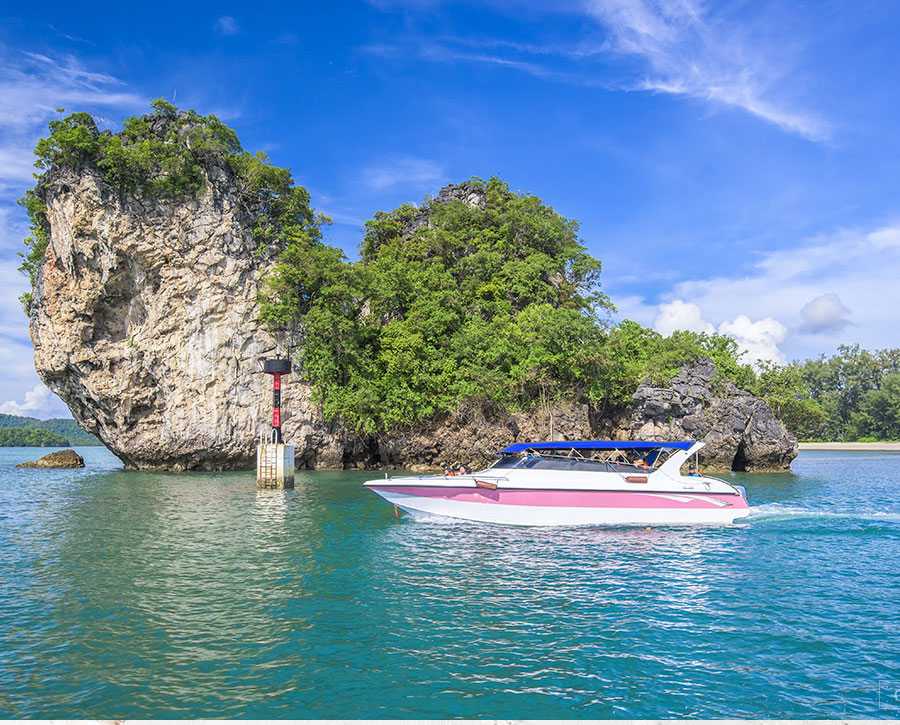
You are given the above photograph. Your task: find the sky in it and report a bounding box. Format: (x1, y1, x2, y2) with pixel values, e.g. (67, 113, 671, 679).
(1, 0, 900, 418)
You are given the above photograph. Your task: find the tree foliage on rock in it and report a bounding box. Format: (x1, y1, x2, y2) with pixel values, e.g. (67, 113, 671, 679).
(19, 100, 323, 312)
(260, 178, 766, 433)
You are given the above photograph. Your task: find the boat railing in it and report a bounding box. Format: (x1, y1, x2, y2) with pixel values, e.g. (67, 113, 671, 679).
(493, 451, 659, 474)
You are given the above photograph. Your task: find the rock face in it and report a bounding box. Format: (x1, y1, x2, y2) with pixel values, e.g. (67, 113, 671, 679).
(30, 157, 342, 471)
(17, 449, 85, 469)
(370, 360, 797, 473)
(30, 162, 796, 472)
(402, 181, 487, 237)
(611, 359, 798, 472)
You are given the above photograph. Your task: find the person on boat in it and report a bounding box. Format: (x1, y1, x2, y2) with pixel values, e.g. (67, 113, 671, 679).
(458, 465, 471, 475)
(444, 467, 455, 476)
(687, 463, 702, 477)
(634, 457, 650, 472)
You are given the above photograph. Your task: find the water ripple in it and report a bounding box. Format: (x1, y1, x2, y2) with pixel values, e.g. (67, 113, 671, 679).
(0, 448, 898, 718)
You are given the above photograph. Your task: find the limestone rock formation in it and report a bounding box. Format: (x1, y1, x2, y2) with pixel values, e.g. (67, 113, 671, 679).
(16, 449, 85, 469)
(29, 153, 342, 471)
(29, 152, 796, 473)
(370, 360, 797, 473)
(611, 358, 798, 472)
(402, 181, 487, 238)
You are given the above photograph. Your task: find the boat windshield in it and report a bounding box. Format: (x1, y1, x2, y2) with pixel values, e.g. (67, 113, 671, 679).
(489, 445, 681, 473)
(491, 457, 648, 473)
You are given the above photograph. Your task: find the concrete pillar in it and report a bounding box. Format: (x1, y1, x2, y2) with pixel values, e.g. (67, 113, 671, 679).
(257, 442, 295, 489)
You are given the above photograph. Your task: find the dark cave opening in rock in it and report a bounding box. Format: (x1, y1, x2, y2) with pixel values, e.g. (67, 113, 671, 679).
(732, 441, 748, 471)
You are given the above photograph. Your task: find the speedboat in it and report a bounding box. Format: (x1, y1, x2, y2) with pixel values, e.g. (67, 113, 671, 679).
(363, 440, 750, 526)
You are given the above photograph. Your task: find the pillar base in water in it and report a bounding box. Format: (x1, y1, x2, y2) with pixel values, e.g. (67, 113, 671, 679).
(257, 443, 295, 489)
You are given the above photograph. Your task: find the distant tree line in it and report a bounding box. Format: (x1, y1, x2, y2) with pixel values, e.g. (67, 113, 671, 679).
(0, 414, 100, 446)
(754, 345, 900, 441)
(0, 427, 69, 447)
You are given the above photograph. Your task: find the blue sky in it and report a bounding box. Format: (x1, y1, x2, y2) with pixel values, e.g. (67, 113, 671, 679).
(2, 0, 900, 418)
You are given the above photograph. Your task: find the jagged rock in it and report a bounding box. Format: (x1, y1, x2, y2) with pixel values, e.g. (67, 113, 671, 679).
(16, 449, 85, 469)
(29, 147, 342, 471)
(402, 181, 487, 237)
(608, 359, 797, 472)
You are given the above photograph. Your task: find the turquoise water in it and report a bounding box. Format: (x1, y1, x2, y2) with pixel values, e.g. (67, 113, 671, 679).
(0, 447, 898, 719)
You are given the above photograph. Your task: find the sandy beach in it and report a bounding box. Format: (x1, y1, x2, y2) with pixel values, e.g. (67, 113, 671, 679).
(799, 441, 900, 451)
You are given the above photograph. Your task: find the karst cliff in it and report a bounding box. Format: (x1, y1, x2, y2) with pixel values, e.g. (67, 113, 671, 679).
(25, 110, 797, 472)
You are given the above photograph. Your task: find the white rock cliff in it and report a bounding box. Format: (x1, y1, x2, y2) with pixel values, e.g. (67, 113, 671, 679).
(29, 161, 344, 470)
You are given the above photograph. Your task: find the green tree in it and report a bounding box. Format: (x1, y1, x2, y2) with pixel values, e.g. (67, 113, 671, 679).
(261, 177, 616, 433)
(20, 100, 323, 313)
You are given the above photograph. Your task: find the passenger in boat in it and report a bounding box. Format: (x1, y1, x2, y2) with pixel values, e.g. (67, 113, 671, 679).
(688, 463, 702, 477)
(444, 467, 455, 476)
(458, 465, 471, 475)
(634, 457, 650, 472)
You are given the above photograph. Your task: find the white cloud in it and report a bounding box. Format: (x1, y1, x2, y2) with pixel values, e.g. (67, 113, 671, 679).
(582, 0, 829, 140)
(612, 293, 657, 326)
(360, 157, 446, 192)
(653, 299, 713, 336)
(627, 222, 900, 362)
(718, 315, 787, 364)
(652, 299, 787, 364)
(0, 384, 70, 419)
(798, 292, 852, 335)
(214, 16, 241, 36)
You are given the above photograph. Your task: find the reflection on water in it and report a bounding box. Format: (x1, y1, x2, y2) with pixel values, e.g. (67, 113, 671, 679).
(0, 448, 898, 718)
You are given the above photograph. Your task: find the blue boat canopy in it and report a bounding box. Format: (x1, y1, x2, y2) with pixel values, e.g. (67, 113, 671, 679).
(501, 440, 695, 454)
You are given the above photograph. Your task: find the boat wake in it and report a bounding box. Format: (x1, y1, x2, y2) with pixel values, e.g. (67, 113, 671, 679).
(750, 503, 900, 524)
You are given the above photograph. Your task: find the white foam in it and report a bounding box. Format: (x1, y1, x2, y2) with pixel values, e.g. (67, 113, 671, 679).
(750, 503, 900, 523)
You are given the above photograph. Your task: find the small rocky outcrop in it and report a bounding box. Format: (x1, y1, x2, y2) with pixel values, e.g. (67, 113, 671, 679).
(610, 359, 797, 472)
(373, 360, 797, 473)
(402, 181, 487, 237)
(16, 449, 85, 469)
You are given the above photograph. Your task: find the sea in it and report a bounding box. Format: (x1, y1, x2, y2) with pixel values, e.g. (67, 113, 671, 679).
(0, 446, 898, 719)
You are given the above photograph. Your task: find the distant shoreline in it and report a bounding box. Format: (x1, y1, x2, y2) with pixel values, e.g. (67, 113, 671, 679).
(799, 441, 900, 451)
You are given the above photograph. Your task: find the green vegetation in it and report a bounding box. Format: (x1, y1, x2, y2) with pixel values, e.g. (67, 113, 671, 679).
(25, 102, 897, 442)
(260, 177, 763, 433)
(19, 100, 323, 312)
(0, 414, 101, 445)
(0, 427, 69, 447)
(787, 345, 900, 441)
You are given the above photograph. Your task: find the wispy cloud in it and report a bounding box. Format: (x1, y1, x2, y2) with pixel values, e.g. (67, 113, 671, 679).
(214, 16, 241, 37)
(582, 0, 829, 140)
(360, 157, 447, 192)
(0, 51, 141, 134)
(364, 0, 829, 141)
(48, 24, 94, 46)
(0, 47, 142, 189)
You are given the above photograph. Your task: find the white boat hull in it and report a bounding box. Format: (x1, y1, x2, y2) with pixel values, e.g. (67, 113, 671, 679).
(368, 487, 750, 526)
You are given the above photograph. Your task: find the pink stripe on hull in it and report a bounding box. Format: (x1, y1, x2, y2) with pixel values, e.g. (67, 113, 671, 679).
(367, 485, 748, 510)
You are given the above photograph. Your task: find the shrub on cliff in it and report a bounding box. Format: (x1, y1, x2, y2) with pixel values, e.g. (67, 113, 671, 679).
(19, 100, 324, 312)
(261, 178, 616, 432)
